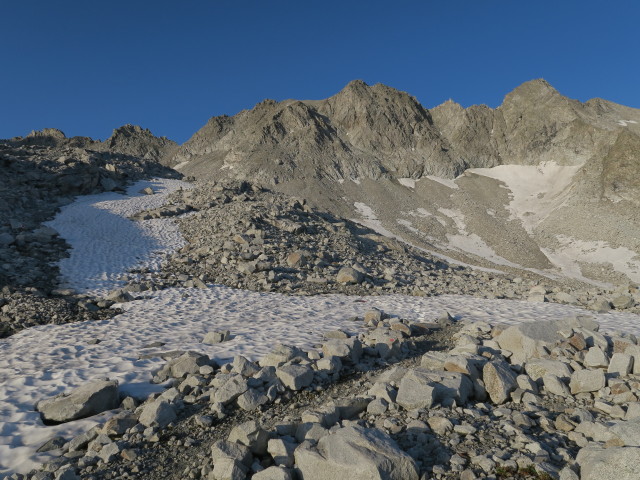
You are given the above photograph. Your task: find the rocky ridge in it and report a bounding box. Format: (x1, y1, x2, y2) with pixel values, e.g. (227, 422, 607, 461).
(167, 80, 640, 286)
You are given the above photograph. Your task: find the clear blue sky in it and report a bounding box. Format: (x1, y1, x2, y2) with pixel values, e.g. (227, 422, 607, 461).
(1, 1, 638, 144)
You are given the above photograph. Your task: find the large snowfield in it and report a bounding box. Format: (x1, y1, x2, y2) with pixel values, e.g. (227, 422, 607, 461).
(1, 178, 640, 476)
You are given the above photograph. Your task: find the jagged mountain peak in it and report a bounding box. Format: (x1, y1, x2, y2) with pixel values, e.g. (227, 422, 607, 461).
(503, 78, 558, 99)
(103, 124, 178, 162)
(26, 128, 67, 139)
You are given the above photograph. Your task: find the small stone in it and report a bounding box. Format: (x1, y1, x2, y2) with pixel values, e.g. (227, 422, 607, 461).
(203, 330, 231, 344)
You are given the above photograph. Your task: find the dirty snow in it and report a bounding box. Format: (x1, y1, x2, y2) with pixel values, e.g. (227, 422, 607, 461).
(544, 235, 640, 284)
(468, 162, 582, 234)
(398, 178, 416, 189)
(425, 175, 460, 189)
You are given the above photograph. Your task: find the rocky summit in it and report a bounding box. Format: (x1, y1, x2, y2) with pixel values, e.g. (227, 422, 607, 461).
(1, 80, 640, 480)
(169, 79, 640, 286)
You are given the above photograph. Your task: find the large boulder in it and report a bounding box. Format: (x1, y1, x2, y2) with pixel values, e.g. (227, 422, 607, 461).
(524, 358, 572, 381)
(294, 425, 418, 480)
(36, 380, 119, 423)
(609, 418, 640, 446)
(482, 360, 518, 404)
(570, 369, 605, 394)
(276, 364, 315, 391)
(396, 369, 473, 409)
(138, 400, 177, 429)
(496, 317, 597, 364)
(576, 446, 640, 479)
(336, 267, 364, 284)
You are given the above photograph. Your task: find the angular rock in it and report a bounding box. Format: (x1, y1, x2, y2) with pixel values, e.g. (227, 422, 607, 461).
(496, 317, 597, 364)
(236, 388, 269, 411)
(211, 440, 253, 467)
(203, 330, 231, 344)
(420, 351, 448, 370)
(228, 420, 269, 455)
(252, 466, 293, 480)
(138, 400, 176, 429)
(576, 446, 640, 479)
(427, 416, 454, 436)
(168, 351, 211, 378)
(482, 360, 518, 404)
(101, 410, 137, 436)
(268, 438, 297, 468)
(232, 355, 261, 377)
(608, 353, 634, 377)
(260, 344, 306, 367)
(36, 380, 119, 423)
(609, 418, 640, 447)
(211, 457, 247, 480)
(570, 369, 605, 394)
(336, 267, 364, 284)
(363, 309, 385, 326)
(525, 358, 572, 381)
(396, 368, 472, 409)
(584, 347, 609, 368)
(322, 338, 362, 363)
(214, 375, 249, 404)
(294, 425, 418, 480)
(276, 364, 314, 391)
(543, 374, 571, 397)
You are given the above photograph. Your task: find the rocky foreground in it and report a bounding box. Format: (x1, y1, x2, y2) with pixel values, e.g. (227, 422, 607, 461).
(17, 308, 640, 480)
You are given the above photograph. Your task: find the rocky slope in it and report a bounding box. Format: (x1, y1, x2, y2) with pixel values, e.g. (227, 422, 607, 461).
(0, 126, 179, 335)
(168, 80, 640, 286)
(22, 310, 640, 480)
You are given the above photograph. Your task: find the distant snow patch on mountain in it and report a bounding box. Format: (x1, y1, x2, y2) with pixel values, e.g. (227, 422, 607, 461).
(544, 235, 640, 284)
(398, 178, 416, 188)
(425, 175, 459, 189)
(468, 162, 582, 234)
(353, 202, 395, 238)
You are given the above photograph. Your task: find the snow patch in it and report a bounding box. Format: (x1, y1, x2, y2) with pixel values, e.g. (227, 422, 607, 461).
(545, 235, 640, 284)
(398, 178, 416, 189)
(426, 175, 459, 189)
(352, 202, 396, 238)
(436, 208, 522, 268)
(618, 119, 638, 127)
(45, 179, 193, 296)
(437, 207, 467, 231)
(172, 161, 189, 170)
(468, 162, 582, 234)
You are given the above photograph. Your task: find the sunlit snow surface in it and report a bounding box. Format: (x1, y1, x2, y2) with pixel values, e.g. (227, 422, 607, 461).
(1, 178, 640, 476)
(45, 178, 193, 296)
